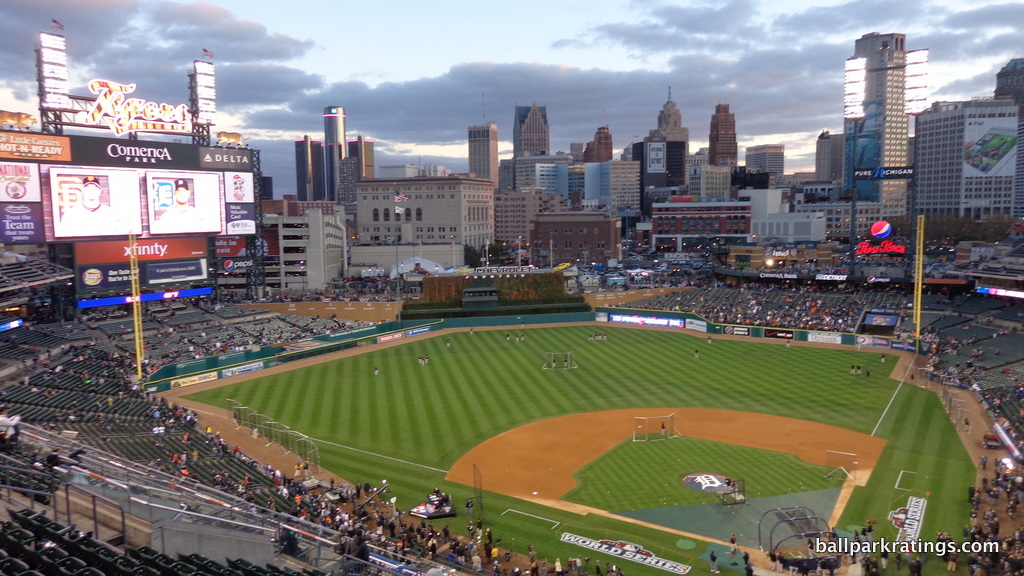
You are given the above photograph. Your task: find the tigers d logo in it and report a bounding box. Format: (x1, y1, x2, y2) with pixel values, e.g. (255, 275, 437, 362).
(682, 473, 729, 492)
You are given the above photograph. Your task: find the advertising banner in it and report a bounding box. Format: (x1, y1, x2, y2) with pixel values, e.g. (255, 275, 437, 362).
(224, 171, 254, 202)
(808, 331, 843, 344)
(646, 142, 666, 174)
(0, 162, 41, 202)
(891, 340, 917, 352)
(76, 237, 208, 265)
(215, 236, 248, 257)
(723, 325, 750, 336)
(225, 203, 256, 235)
(0, 131, 71, 162)
(686, 319, 707, 332)
(963, 118, 1018, 177)
(199, 146, 253, 169)
(0, 203, 45, 243)
(609, 314, 684, 328)
(765, 329, 794, 340)
(146, 259, 207, 284)
(76, 262, 134, 291)
(70, 136, 198, 169)
(199, 148, 253, 171)
(857, 335, 891, 348)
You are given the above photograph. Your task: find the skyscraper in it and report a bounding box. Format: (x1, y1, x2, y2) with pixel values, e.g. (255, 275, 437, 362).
(583, 126, 613, 163)
(468, 122, 499, 183)
(337, 136, 374, 204)
(295, 136, 325, 202)
(845, 32, 913, 217)
(745, 144, 785, 174)
(915, 98, 1018, 219)
(636, 90, 689, 215)
(708, 104, 737, 167)
(323, 106, 346, 202)
(995, 58, 1024, 216)
(513, 104, 550, 157)
(815, 131, 844, 182)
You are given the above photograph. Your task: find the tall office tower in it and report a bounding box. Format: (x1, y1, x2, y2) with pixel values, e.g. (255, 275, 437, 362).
(583, 126, 613, 163)
(995, 59, 1024, 216)
(468, 122, 499, 183)
(295, 135, 325, 201)
(348, 136, 375, 179)
(513, 103, 550, 157)
(569, 142, 585, 162)
(815, 131, 845, 181)
(649, 89, 690, 146)
(323, 106, 346, 202)
(746, 144, 785, 174)
(337, 136, 375, 204)
(708, 104, 737, 167)
(845, 32, 913, 217)
(915, 98, 1018, 219)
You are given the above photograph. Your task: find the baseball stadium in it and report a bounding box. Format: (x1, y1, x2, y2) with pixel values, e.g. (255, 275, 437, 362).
(0, 18, 1021, 576)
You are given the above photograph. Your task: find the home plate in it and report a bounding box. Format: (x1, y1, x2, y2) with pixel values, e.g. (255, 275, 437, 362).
(532, 491, 538, 495)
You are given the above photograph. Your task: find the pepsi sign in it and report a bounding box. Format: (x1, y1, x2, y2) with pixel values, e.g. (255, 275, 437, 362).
(870, 220, 892, 239)
(221, 258, 254, 272)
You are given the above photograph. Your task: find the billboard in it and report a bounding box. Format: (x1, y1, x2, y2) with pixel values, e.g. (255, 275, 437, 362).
(853, 98, 884, 202)
(74, 237, 209, 292)
(0, 132, 256, 245)
(646, 142, 666, 174)
(963, 118, 1018, 177)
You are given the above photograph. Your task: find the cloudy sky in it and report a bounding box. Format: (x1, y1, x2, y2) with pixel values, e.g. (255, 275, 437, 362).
(1, 0, 1020, 196)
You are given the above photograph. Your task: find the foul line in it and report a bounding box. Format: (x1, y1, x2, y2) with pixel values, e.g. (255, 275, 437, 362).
(309, 437, 448, 474)
(872, 380, 904, 437)
(501, 508, 561, 530)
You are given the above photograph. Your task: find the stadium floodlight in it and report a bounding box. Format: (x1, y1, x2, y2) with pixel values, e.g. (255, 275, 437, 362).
(843, 57, 867, 120)
(904, 49, 929, 116)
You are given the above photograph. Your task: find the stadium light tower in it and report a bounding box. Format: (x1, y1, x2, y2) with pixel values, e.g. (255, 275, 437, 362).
(843, 57, 867, 277)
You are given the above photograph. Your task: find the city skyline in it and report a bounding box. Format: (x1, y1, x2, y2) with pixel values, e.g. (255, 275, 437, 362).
(0, 0, 1021, 197)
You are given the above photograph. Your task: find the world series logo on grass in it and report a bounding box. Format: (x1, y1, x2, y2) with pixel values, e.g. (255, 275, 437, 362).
(560, 533, 691, 574)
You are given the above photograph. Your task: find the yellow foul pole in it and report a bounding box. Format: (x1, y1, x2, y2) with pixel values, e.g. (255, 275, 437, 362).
(129, 235, 145, 381)
(913, 214, 925, 354)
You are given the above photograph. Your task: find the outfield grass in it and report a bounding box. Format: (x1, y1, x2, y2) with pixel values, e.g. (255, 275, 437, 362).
(183, 325, 973, 575)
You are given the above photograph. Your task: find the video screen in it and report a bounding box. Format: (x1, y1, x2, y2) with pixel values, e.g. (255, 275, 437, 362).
(146, 171, 223, 235)
(49, 167, 143, 238)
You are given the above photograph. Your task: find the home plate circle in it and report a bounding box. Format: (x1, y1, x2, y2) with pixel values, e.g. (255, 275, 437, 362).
(681, 473, 730, 492)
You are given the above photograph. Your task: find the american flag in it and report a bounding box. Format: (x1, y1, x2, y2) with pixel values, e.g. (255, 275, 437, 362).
(202, 48, 214, 58)
(50, 19, 64, 30)
(393, 190, 408, 203)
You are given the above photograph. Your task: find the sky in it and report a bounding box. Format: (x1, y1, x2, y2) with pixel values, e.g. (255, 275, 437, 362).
(1, 0, 1021, 196)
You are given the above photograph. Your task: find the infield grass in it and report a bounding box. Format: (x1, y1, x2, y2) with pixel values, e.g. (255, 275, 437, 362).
(183, 324, 973, 576)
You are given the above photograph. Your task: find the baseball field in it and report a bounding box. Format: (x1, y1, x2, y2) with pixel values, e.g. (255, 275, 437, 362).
(180, 324, 974, 575)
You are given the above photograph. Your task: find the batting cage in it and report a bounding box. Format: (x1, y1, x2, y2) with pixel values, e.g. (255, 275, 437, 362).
(757, 506, 836, 553)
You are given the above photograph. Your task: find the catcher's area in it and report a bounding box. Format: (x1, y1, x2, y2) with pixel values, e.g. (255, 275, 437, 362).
(447, 408, 886, 516)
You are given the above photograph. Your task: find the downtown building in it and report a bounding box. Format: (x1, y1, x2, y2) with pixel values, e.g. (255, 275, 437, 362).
(468, 122, 499, 184)
(845, 32, 916, 219)
(915, 98, 1019, 218)
(513, 103, 550, 157)
(708, 104, 738, 167)
(350, 176, 495, 271)
(995, 58, 1024, 216)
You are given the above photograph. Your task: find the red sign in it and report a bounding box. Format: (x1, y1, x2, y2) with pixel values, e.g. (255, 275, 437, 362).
(856, 240, 907, 255)
(76, 237, 208, 265)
